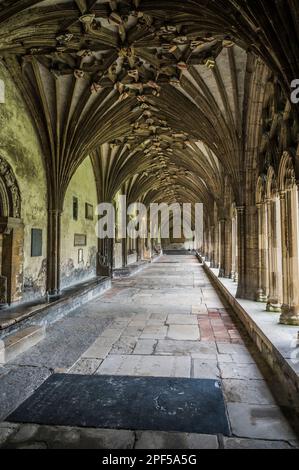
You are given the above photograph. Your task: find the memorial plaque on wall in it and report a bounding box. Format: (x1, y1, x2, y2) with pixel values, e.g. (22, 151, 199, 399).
(74, 234, 87, 247)
(85, 203, 94, 220)
(31, 229, 43, 257)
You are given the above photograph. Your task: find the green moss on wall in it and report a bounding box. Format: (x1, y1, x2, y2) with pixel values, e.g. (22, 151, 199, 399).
(0, 63, 48, 300)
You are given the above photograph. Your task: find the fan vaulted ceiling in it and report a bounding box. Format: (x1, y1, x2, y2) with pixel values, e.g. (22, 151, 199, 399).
(0, 0, 298, 208)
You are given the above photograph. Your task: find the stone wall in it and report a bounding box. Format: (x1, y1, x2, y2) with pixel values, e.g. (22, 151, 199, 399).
(0, 63, 48, 302)
(60, 157, 98, 289)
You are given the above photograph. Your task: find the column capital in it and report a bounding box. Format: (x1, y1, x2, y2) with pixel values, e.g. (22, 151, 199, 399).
(279, 189, 287, 200)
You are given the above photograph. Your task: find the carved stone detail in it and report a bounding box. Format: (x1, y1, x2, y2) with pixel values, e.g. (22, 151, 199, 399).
(0, 156, 21, 218)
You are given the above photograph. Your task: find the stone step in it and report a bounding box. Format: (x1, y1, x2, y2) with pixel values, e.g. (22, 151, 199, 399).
(0, 325, 45, 363)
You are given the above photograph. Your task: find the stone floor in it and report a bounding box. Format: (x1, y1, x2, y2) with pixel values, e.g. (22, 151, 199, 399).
(0, 255, 298, 449)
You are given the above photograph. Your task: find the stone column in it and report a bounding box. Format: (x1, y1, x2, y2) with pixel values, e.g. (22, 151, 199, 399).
(210, 225, 216, 267)
(47, 209, 61, 295)
(231, 217, 236, 280)
(122, 237, 127, 267)
(280, 186, 299, 325)
(136, 236, 141, 261)
(215, 222, 220, 268)
(97, 237, 112, 277)
(205, 225, 211, 261)
(236, 206, 245, 298)
(256, 202, 268, 301)
(218, 218, 226, 277)
(233, 216, 239, 283)
(224, 217, 232, 278)
(266, 198, 282, 312)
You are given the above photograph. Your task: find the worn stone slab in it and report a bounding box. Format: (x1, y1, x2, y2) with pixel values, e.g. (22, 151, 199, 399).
(135, 431, 219, 449)
(219, 363, 264, 380)
(149, 313, 168, 322)
(110, 319, 132, 328)
(167, 314, 198, 325)
(192, 360, 220, 380)
(82, 337, 115, 359)
(128, 320, 148, 328)
(223, 379, 276, 405)
(217, 353, 255, 365)
(192, 305, 208, 315)
(96, 354, 191, 378)
(223, 437, 292, 449)
(133, 339, 157, 355)
(227, 403, 297, 440)
(2, 423, 135, 449)
(140, 325, 168, 340)
(217, 342, 253, 355)
(167, 325, 200, 341)
(99, 328, 122, 341)
(122, 326, 144, 337)
(68, 358, 102, 375)
(110, 336, 137, 355)
(156, 340, 216, 356)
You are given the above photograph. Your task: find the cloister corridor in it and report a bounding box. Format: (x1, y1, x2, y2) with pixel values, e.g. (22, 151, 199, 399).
(0, 255, 298, 449)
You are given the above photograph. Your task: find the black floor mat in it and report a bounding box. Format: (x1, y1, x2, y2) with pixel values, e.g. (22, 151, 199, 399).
(8, 374, 230, 436)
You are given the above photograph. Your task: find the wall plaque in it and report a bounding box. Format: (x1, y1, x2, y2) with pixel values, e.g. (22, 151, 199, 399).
(31, 228, 43, 257)
(74, 233, 87, 247)
(85, 203, 94, 220)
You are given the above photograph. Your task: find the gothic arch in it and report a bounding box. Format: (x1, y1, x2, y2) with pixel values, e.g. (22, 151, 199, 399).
(256, 175, 266, 205)
(278, 151, 296, 192)
(0, 156, 21, 218)
(266, 166, 278, 200)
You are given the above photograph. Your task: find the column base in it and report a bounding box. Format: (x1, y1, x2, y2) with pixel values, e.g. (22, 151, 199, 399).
(256, 289, 268, 303)
(279, 305, 299, 326)
(218, 268, 225, 278)
(47, 289, 61, 300)
(266, 301, 281, 313)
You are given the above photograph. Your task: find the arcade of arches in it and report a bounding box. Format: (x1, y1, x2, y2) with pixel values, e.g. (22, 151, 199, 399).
(0, 0, 299, 449)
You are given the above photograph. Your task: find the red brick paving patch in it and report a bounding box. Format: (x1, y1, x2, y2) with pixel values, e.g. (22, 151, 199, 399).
(198, 309, 244, 344)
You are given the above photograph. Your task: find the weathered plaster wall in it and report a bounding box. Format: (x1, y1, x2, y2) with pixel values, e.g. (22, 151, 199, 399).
(61, 157, 98, 288)
(0, 63, 48, 302)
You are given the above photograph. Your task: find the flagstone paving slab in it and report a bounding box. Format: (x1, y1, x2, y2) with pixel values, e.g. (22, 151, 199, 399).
(223, 379, 276, 405)
(167, 325, 200, 341)
(134, 431, 219, 449)
(227, 403, 296, 440)
(219, 363, 264, 380)
(96, 354, 191, 378)
(155, 339, 217, 356)
(166, 314, 198, 325)
(68, 358, 102, 375)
